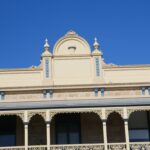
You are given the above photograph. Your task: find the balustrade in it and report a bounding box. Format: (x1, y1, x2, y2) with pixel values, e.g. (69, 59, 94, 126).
(28, 145, 47, 150)
(50, 144, 104, 150)
(130, 142, 150, 150)
(0, 146, 25, 150)
(107, 143, 126, 150)
(1, 143, 150, 150)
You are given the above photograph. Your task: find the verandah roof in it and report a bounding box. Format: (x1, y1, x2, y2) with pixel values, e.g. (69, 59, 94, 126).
(0, 98, 150, 110)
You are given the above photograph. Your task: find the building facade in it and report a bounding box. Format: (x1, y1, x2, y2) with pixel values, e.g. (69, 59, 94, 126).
(0, 31, 150, 150)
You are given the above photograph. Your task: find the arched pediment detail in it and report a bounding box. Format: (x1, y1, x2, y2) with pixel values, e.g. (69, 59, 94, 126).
(49, 109, 102, 122)
(28, 111, 46, 122)
(127, 107, 150, 118)
(0, 112, 24, 122)
(53, 31, 91, 56)
(106, 109, 124, 119)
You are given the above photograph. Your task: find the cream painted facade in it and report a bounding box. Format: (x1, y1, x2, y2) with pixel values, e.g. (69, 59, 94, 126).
(0, 31, 150, 150)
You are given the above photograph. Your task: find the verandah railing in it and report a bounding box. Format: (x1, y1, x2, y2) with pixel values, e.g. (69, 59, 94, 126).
(0, 144, 104, 150)
(130, 142, 150, 150)
(50, 143, 104, 150)
(28, 145, 47, 150)
(0, 146, 25, 150)
(107, 143, 126, 150)
(0, 142, 150, 150)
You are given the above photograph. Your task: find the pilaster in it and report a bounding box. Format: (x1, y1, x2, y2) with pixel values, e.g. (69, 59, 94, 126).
(92, 38, 104, 84)
(41, 39, 53, 85)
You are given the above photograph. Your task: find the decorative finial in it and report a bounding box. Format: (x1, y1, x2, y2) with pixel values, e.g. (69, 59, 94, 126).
(65, 30, 78, 37)
(93, 37, 100, 50)
(44, 38, 50, 48)
(41, 38, 52, 57)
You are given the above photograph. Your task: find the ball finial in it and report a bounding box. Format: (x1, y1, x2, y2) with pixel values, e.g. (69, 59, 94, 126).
(93, 37, 100, 50)
(44, 38, 50, 48)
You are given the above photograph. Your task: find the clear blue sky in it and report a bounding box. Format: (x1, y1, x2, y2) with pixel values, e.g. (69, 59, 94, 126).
(0, 0, 150, 68)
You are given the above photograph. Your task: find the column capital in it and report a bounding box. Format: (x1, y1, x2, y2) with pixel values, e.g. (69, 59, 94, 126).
(46, 121, 51, 124)
(102, 119, 107, 123)
(124, 119, 129, 122)
(24, 122, 29, 125)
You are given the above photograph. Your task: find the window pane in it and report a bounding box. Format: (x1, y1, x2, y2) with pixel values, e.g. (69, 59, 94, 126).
(0, 116, 16, 146)
(69, 132, 80, 144)
(57, 132, 67, 144)
(57, 122, 67, 144)
(56, 114, 81, 144)
(69, 124, 80, 144)
(129, 112, 148, 129)
(129, 129, 149, 141)
(0, 135, 16, 146)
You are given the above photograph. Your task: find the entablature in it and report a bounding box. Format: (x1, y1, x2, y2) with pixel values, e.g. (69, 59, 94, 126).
(0, 82, 150, 102)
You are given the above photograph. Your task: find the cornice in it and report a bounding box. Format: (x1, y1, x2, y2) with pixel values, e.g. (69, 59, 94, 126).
(0, 67, 42, 73)
(53, 54, 92, 58)
(103, 64, 150, 70)
(0, 82, 150, 92)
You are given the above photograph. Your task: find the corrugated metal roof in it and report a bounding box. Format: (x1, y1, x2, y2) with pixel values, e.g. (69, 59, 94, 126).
(0, 98, 150, 110)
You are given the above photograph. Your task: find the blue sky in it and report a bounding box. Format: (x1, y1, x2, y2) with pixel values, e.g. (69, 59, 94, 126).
(0, 0, 150, 68)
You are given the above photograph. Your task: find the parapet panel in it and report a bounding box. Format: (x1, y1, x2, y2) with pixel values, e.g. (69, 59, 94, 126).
(53, 57, 93, 85)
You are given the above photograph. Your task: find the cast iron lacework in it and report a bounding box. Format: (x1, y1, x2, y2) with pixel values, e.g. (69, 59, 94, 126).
(45, 59, 49, 78)
(95, 57, 100, 76)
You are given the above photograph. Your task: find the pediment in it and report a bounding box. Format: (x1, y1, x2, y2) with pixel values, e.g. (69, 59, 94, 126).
(53, 31, 91, 56)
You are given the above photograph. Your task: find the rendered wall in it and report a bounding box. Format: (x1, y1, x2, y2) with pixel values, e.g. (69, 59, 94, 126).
(53, 58, 93, 85)
(104, 68, 150, 83)
(0, 71, 42, 87)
